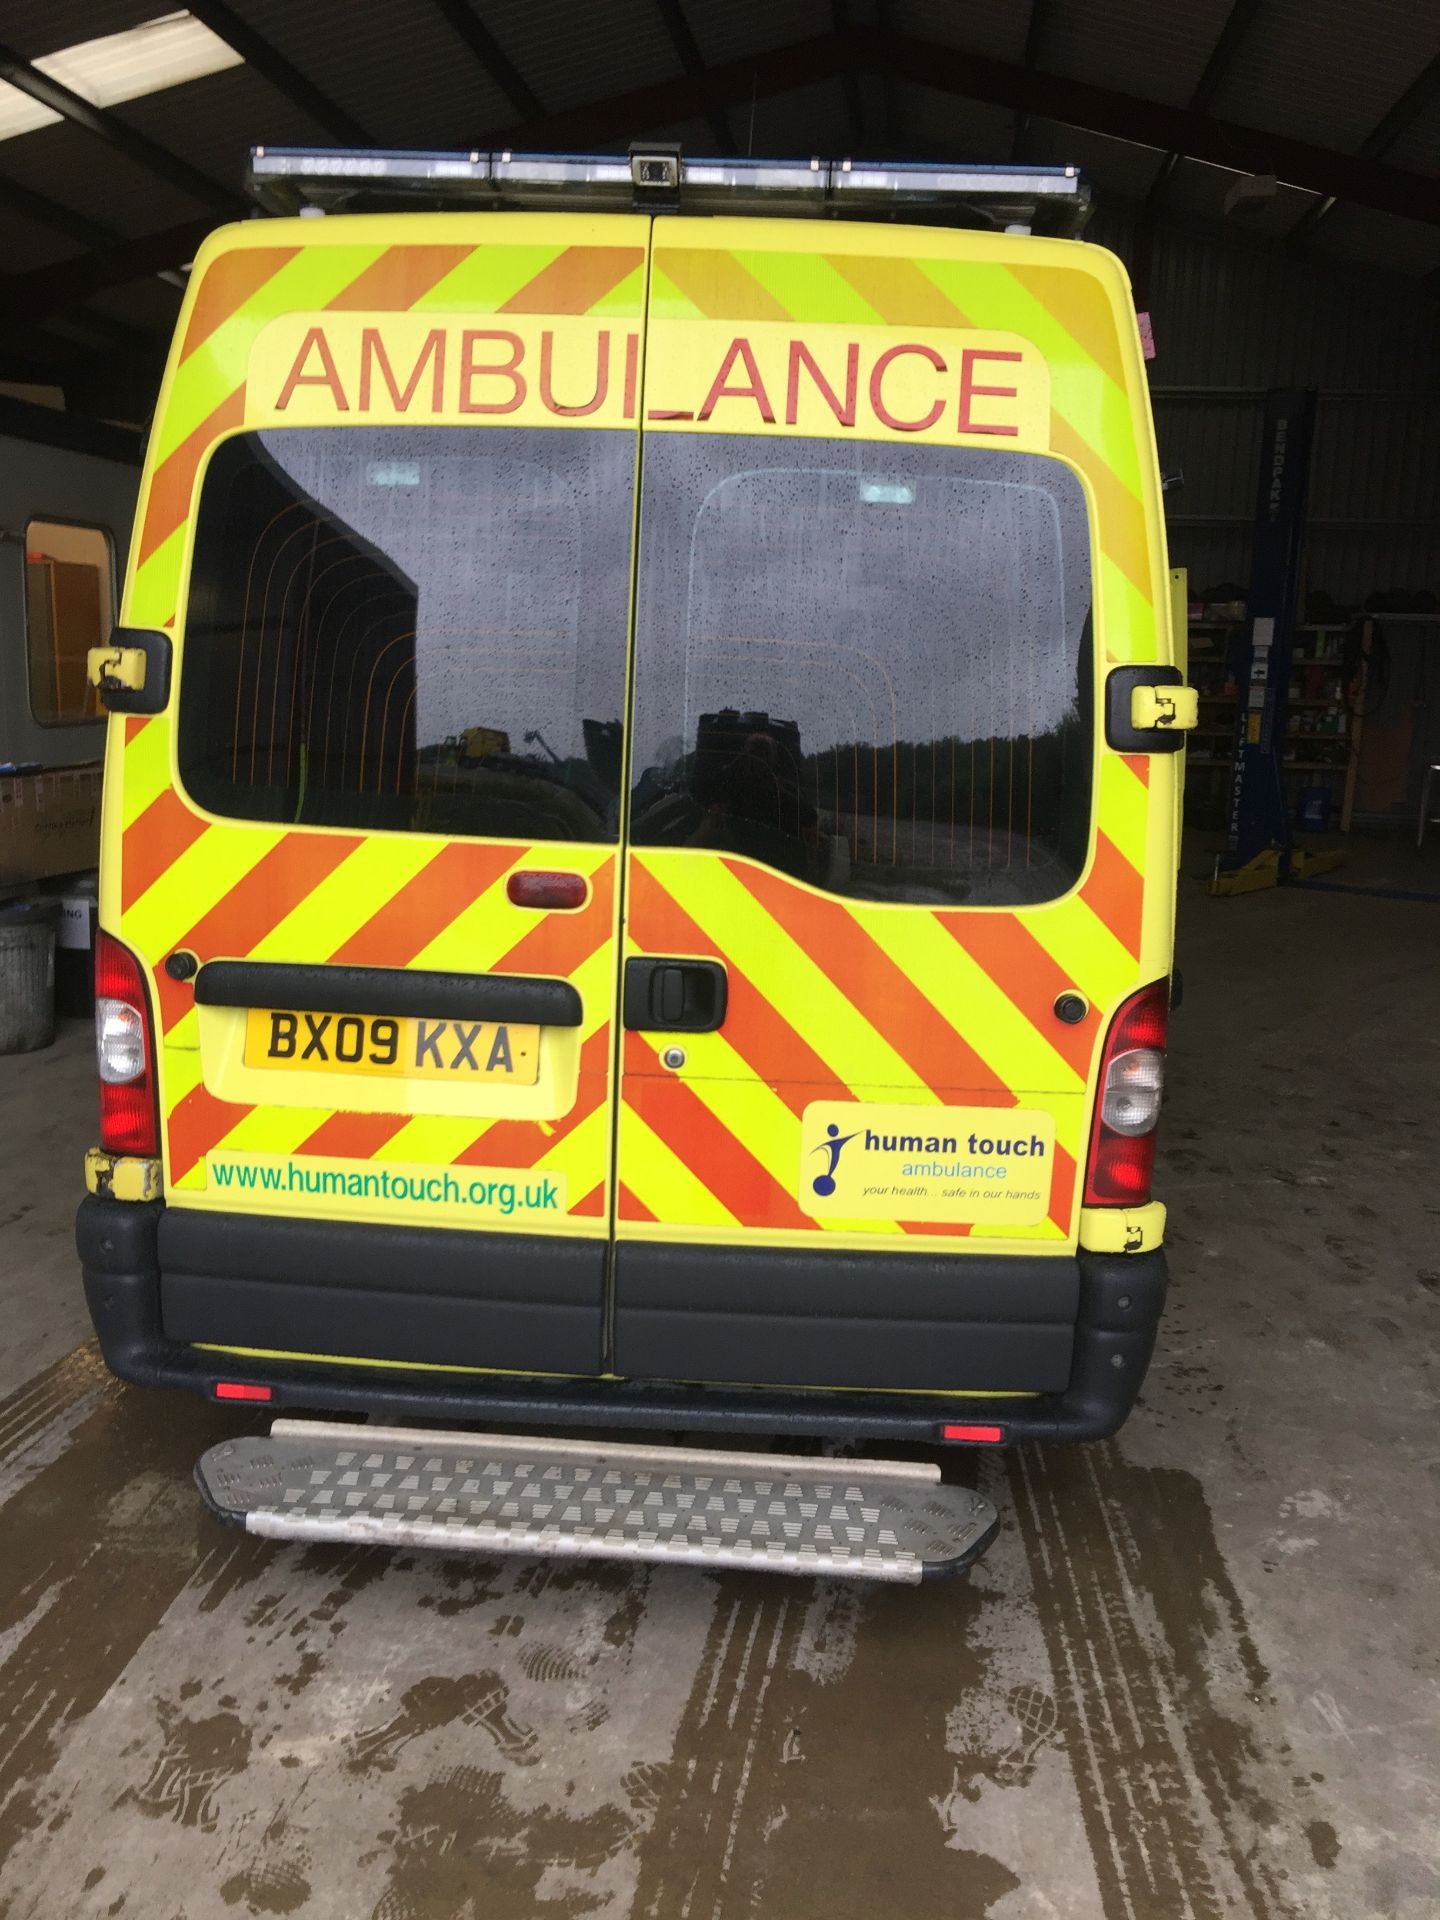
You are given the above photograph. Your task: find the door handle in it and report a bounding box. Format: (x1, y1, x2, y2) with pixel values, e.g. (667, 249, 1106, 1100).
(623, 957, 728, 1032)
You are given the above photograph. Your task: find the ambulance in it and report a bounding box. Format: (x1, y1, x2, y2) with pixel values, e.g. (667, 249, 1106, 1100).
(78, 151, 1196, 1581)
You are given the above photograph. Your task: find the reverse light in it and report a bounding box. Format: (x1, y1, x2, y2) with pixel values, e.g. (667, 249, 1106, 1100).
(1084, 980, 1169, 1206)
(95, 931, 158, 1155)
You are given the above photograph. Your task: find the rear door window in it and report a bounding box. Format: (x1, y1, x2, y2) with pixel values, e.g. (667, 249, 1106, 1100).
(629, 434, 1093, 905)
(178, 426, 634, 842)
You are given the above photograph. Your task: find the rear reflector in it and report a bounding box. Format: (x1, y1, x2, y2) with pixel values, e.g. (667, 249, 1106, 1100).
(942, 1423, 1004, 1444)
(215, 1381, 273, 1402)
(507, 870, 587, 910)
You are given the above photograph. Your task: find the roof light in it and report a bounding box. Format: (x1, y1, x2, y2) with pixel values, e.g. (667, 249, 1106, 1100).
(246, 147, 1092, 236)
(0, 12, 241, 145)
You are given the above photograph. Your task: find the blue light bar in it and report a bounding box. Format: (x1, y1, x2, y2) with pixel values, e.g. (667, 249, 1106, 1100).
(246, 147, 1092, 237)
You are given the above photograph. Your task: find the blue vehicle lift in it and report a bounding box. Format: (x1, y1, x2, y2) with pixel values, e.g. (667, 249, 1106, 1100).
(1210, 387, 1343, 895)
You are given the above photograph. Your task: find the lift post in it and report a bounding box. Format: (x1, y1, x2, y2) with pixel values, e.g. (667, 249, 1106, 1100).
(1211, 387, 1341, 895)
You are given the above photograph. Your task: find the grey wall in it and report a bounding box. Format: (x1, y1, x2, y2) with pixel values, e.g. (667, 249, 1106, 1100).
(1088, 208, 1440, 611)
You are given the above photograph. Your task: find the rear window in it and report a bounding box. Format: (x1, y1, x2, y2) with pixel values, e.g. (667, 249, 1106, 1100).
(629, 435, 1093, 906)
(178, 427, 633, 842)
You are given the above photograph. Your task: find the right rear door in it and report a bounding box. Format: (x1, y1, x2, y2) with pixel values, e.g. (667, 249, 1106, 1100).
(612, 218, 1163, 1389)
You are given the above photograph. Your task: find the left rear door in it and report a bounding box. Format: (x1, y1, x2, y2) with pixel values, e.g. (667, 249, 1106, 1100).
(110, 213, 648, 1371)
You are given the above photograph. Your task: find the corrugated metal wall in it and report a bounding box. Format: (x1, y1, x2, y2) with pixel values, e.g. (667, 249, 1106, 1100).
(1088, 208, 1440, 610)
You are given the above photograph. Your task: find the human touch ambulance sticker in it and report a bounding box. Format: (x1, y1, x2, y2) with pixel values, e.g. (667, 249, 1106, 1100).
(799, 1102, 1055, 1225)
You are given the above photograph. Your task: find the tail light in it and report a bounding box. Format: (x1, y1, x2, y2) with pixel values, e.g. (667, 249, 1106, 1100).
(95, 931, 158, 1155)
(1084, 979, 1169, 1206)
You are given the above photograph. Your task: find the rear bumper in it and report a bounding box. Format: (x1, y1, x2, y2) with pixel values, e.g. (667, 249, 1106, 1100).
(77, 1198, 1168, 1447)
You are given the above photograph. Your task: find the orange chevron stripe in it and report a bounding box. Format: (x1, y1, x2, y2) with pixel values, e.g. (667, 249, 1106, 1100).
(181, 247, 301, 361)
(453, 1029, 611, 1169)
(325, 244, 476, 311)
(1006, 266, 1127, 389)
(138, 385, 246, 566)
(618, 1183, 657, 1223)
(729, 860, 1015, 1103)
(1049, 1143, 1078, 1235)
(168, 1080, 251, 1185)
(627, 1076, 814, 1230)
(1049, 412, 1150, 599)
(122, 789, 210, 913)
(628, 863, 848, 1112)
(655, 248, 791, 321)
(903, 1219, 974, 1238)
(485, 859, 615, 981)
(125, 716, 151, 744)
(1121, 752, 1151, 787)
(328, 842, 518, 968)
(293, 1111, 409, 1160)
(500, 245, 645, 314)
(571, 1183, 606, 1216)
(156, 831, 364, 1032)
(825, 255, 971, 328)
(1079, 831, 1144, 960)
(940, 914, 1100, 1081)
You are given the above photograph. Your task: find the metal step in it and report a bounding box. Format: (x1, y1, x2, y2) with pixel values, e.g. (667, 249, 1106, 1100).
(195, 1419, 999, 1583)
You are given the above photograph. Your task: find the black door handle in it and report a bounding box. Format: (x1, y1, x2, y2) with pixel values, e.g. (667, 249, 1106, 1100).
(623, 957, 728, 1032)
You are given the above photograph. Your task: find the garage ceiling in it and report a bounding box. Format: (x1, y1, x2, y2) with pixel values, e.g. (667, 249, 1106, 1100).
(2, 0, 1437, 419)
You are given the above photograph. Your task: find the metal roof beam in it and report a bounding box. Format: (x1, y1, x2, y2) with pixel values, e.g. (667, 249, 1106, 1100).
(7, 23, 1440, 338)
(185, 0, 378, 146)
(1141, 0, 1267, 223)
(1289, 48, 1440, 247)
(656, 0, 735, 153)
(429, 0, 544, 122)
(830, 0, 865, 152)
(475, 27, 1440, 226)
(0, 172, 117, 252)
(1011, 0, 1054, 162)
(0, 40, 242, 216)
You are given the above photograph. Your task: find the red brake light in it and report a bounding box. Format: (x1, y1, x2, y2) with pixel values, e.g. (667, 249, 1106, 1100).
(507, 870, 588, 910)
(1084, 979, 1170, 1207)
(942, 1423, 1004, 1444)
(215, 1381, 272, 1402)
(95, 930, 158, 1156)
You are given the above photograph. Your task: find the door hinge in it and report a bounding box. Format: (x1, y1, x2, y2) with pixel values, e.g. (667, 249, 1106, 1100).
(1130, 684, 1198, 732)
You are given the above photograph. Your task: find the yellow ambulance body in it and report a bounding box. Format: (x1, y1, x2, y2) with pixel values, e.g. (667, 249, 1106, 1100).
(80, 155, 1191, 1454)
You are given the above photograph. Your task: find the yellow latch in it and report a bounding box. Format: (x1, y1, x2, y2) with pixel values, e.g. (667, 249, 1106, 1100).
(1130, 684, 1199, 733)
(1079, 1200, 1166, 1254)
(87, 645, 148, 694)
(85, 1146, 163, 1203)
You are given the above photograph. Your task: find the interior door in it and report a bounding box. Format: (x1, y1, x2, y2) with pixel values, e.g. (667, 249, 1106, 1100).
(611, 217, 1156, 1386)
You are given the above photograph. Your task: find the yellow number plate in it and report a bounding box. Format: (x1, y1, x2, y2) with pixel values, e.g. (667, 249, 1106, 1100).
(244, 1008, 540, 1086)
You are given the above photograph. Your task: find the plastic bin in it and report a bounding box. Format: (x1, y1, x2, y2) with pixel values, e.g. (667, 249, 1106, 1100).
(0, 899, 59, 1053)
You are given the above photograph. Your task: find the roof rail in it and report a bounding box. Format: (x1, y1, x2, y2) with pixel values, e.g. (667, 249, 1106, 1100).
(246, 146, 1092, 238)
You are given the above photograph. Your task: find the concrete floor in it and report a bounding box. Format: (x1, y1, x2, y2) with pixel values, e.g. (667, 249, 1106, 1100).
(0, 838, 1437, 1920)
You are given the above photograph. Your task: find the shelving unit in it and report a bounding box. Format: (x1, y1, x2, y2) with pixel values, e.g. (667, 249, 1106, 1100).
(1184, 619, 1356, 825)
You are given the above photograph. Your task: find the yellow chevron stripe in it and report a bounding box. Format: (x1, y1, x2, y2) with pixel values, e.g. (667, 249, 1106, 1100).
(244, 835, 435, 962)
(411, 243, 564, 312)
(154, 246, 386, 462)
(1026, 898, 1139, 1010)
(632, 1032, 905, 1236)
(125, 823, 283, 959)
(620, 1105, 738, 1226)
(1099, 556, 1158, 664)
(866, 910, 1085, 1093)
(1101, 755, 1150, 874)
(646, 264, 707, 321)
(412, 843, 611, 973)
(121, 717, 174, 826)
(534, 1100, 610, 1183)
(733, 250, 878, 325)
(653, 855, 939, 1100)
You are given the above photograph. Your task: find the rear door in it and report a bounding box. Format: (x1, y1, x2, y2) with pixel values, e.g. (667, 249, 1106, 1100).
(612, 218, 1166, 1387)
(115, 214, 647, 1369)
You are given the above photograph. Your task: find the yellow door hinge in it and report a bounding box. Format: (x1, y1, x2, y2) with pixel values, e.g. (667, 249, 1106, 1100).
(1130, 684, 1199, 732)
(85, 1146, 163, 1203)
